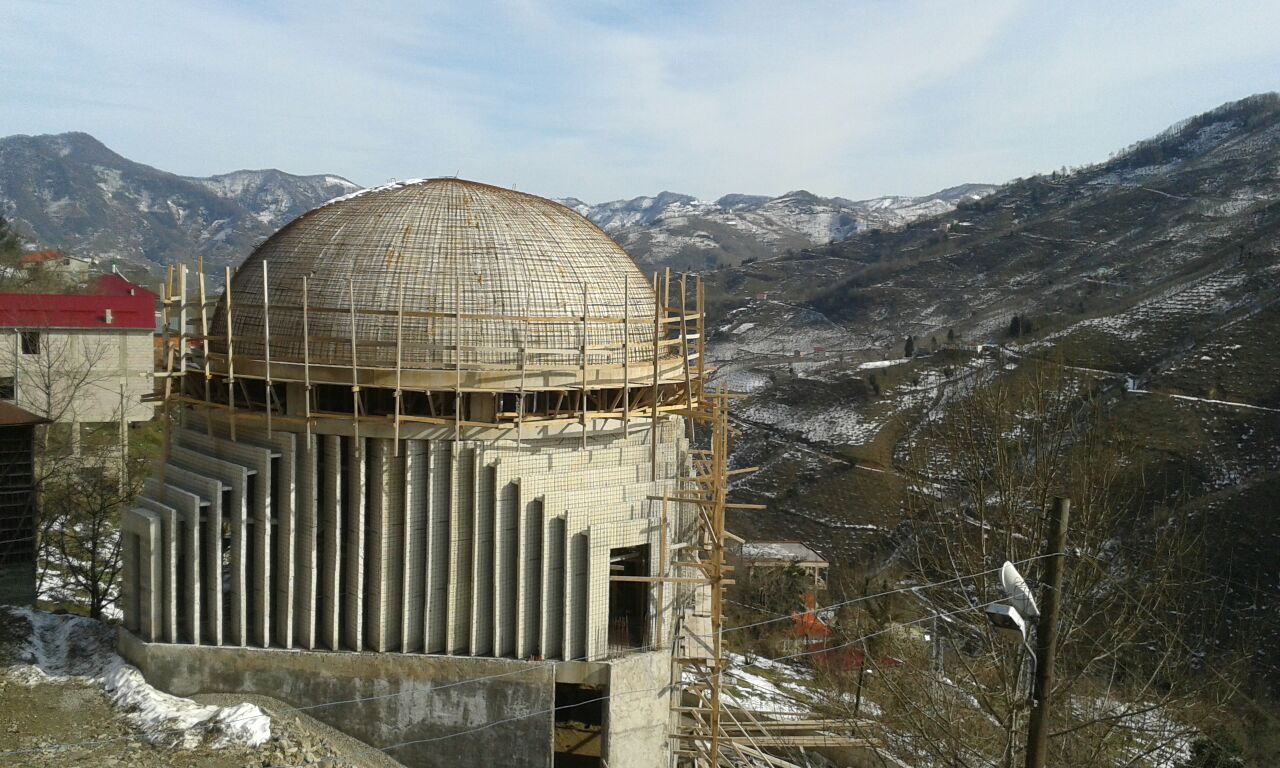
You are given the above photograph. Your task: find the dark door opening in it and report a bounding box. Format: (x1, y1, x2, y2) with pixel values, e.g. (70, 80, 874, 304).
(608, 544, 650, 653)
(554, 682, 605, 768)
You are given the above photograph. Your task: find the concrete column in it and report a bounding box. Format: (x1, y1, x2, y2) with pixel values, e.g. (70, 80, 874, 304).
(122, 507, 162, 640)
(386, 443, 406, 652)
(294, 432, 318, 649)
(402, 440, 427, 653)
(320, 434, 343, 651)
(163, 448, 234, 645)
(152, 465, 217, 645)
(343, 436, 366, 651)
(136, 497, 177, 643)
(255, 429, 298, 650)
(541, 511, 564, 660)
(471, 463, 496, 656)
(181, 426, 273, 648)
(519, 496, 543, 659)
(447, 445, 474, 654)
(567, 527, 589, 661)
(425, 441, 451, 654)
(365, 438, 399, 653)
(500, 477, 520, 658)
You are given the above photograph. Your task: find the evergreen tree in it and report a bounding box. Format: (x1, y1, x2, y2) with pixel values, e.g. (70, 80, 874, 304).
(947, 327, 956, 344)
(1008, 315, 1022, 338)
(904, 336, 915, 357)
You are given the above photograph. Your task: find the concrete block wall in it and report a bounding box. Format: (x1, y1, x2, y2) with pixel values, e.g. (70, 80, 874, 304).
(126, 415, 690, 662)
(0, 329, 154, 424)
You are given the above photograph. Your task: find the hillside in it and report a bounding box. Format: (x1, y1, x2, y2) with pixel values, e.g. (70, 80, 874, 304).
(563, 183, 995, 270)
(0, 132, 358, 272)
(707, 94, 1280, 690)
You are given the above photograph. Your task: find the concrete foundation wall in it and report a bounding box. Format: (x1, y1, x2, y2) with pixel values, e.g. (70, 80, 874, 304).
(119, 630, 557, 768)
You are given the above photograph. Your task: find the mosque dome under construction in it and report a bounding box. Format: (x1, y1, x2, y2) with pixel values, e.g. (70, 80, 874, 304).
(215, 178, 663, 374)
(125, 179, 710, 768)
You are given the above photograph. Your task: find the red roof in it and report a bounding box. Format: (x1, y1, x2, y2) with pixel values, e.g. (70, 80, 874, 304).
(20, 250, 64, 265)
(0, 274, 155, 330)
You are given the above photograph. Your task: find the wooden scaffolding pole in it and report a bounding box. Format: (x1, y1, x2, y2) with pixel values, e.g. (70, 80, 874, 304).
(453, 276, 462, 446)
(262, 260, 273, 437)
(680, 274, 693, 435)
(176, 264, 189, 437)
(393, 279, 405, 455)
(650, 272, 661, 482)
(623, 278, 631, 435)
(517, 289, 528, 449)
(349, 276, 360, 445)
(224, 265, 237, 441)
(301, 275, 313, 441)
(158, 265, 175, 486)
(580, 282, 589, 448)
(696, 275, 706, 403)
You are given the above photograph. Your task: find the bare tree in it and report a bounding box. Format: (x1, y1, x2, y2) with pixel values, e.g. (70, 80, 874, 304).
(7, 324, 149, 618)
(40, 427, 143, 619)
(821, 362, 1232, 768)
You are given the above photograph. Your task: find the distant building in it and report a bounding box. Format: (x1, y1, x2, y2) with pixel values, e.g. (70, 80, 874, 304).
(0, 402, 48, 605)
(0, 274, 155, 426)
(20, 249, 96, 275)
(740, 540, 830, 590)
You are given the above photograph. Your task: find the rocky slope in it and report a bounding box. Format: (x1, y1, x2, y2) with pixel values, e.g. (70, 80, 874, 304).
(562, 183, 994, 270)
(0, 132, 358, 272)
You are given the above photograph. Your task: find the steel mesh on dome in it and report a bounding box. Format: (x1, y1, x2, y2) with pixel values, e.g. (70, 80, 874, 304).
(211, 179, 667, 373)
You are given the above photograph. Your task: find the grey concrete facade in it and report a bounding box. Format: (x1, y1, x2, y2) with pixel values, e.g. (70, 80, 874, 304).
(126, 417, 689, 662)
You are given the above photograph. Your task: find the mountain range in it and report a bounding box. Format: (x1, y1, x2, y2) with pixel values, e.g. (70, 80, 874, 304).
(0, 131, 993, 273)
(561, 184, 995, 269)
(0, 132, 359, 271)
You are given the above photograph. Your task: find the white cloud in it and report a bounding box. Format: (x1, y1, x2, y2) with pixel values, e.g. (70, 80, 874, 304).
(1, 0, 1276, 202)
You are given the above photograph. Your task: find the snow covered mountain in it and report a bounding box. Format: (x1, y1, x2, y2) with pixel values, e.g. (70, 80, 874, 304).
(0, 132, 359, 270)
(561, 183, 995, 269)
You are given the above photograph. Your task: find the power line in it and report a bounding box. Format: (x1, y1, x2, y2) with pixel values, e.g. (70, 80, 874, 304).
(725, 553, 1059, 634)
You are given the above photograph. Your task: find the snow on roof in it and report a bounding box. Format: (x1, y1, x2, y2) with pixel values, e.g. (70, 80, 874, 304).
(741, 541, 827, 564)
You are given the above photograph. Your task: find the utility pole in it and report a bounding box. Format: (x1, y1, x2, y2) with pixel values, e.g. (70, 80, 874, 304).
(1024, 497, 1070, 768)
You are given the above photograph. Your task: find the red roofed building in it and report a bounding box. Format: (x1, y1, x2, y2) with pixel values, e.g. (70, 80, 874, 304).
(19, 249, 95, 275)
(0, 274, 156, 425)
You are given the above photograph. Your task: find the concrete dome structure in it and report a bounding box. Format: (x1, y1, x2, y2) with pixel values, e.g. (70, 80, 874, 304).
(217, 178, 662, 374)
(123, 180, 710, 768)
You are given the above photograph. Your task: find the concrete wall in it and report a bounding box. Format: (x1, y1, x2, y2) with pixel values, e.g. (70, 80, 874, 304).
(0, 328, 153, 424)
(127, 415, 692, 662)
(606, 650, 674, 768)
(119, 630, 557, 768)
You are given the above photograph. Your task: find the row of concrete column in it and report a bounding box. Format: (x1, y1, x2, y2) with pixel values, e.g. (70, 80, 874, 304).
(122, 420, 682, 661)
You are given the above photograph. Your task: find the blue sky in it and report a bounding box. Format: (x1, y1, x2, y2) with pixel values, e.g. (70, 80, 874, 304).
(4, 1, 1278, 202)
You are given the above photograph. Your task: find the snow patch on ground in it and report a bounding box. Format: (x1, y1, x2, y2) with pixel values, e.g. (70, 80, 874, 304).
(3, 608, 270, 749)
(858, 358, 911, 370)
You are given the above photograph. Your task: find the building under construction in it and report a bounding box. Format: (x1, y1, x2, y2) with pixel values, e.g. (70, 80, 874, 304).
(119, 179, 738, 767)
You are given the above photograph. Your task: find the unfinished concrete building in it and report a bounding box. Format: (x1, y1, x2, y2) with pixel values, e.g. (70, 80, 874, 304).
(120, 179, 714, 768)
